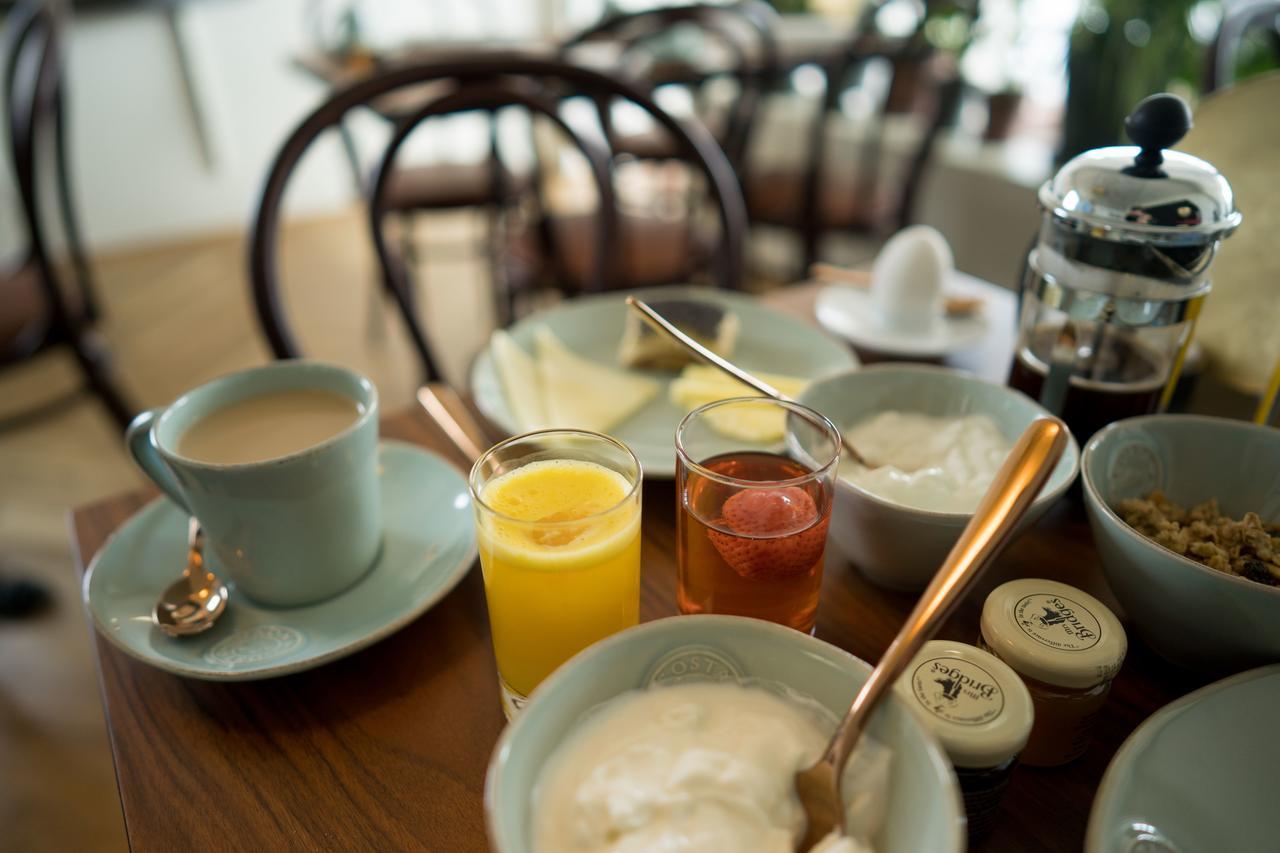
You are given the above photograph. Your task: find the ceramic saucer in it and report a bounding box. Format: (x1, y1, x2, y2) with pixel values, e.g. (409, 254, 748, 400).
(815, 272, 992, 358)
(83, 441, 477, 681)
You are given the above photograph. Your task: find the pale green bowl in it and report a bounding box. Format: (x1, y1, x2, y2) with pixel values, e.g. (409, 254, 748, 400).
(484, 615, 964, 852)
(799, 365, 1080, 590)
(1082, 414, 1280, 673)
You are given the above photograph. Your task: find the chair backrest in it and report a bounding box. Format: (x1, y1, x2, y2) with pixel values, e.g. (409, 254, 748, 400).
(804, 31, 960, 238)
(559, 1, 778, 171)
(249, 55, 747, 382)
(1206, 0, 1280, 92)
(3, 0, 96, 342)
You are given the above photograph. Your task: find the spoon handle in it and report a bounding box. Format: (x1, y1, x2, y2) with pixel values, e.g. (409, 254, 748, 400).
(183, 517, 206, 594)
(626, 297, 785, 398)
(417, 385, 488, 465)
(625, 296, 867, 465)
(822, 416, 1068, 772)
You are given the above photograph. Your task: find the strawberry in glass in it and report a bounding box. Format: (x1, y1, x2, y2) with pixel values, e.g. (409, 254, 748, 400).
(674, 398, 841, 633)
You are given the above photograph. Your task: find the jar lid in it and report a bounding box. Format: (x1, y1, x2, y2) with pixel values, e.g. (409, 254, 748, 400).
(1039, 94, 1241, 247)
(980, 579, 1127, 690)
(893, 640, 1034, 769)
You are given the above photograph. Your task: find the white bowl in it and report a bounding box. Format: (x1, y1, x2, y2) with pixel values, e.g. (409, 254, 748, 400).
(798, 365, 1080, 590)
(485, 615, 964, 853)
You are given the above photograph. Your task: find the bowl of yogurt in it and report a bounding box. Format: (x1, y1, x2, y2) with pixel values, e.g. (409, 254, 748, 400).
(485, 615, 964, 853)
(798, 365, 1079, 590)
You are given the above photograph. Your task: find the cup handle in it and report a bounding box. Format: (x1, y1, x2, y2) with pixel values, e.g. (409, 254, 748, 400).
(126, 410, 191, 513)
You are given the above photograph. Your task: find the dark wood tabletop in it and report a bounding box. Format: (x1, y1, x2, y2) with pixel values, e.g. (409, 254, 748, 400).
(72, 288, 1211, 852)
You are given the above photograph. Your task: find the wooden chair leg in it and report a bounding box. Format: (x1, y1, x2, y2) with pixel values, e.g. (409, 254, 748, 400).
(68, 327, 135, 430)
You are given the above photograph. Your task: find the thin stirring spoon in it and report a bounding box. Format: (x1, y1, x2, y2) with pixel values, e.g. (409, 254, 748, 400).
(625, 296, 871, 467)
(418, 385, 487, 464)
(793, 416, 1068, 851)
(153, 517, 228, 638)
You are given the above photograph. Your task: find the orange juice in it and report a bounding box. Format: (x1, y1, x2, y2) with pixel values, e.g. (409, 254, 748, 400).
(476, 458, 641, 714)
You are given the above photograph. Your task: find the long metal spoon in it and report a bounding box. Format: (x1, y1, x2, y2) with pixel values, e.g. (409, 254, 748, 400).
(625, 296, 871, 466)
(153, 518, 228, 638)
(793, 416, 1068, 851)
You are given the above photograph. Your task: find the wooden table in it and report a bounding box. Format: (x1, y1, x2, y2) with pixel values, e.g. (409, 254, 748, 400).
(72, 288, 1208, 851)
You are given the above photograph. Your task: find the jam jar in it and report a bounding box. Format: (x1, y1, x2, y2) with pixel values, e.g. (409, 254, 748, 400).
(979, 579, 1127, 767)
(894, 640, 1034, 839)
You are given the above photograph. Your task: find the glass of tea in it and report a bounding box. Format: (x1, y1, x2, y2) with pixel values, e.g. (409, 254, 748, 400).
(675, 397, 840, 633)
(470, 430, 642, 718)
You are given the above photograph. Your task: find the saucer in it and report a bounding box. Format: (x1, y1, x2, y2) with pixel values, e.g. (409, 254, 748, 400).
(815, 273, 992, 358)
(83, 441, 477, 681)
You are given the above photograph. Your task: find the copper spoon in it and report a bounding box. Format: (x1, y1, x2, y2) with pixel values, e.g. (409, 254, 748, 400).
(793, 416, 1068, 850)
(625, 296, 871, 467)
(152, 517, 228, 638)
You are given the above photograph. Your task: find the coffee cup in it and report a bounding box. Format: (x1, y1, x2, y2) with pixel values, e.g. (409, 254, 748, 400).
(125, 361, 381, 607)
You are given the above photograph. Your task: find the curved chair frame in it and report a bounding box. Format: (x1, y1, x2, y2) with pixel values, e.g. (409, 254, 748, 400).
(3, 0, 132, 427)
(1206, 0, 1280, 92)
(250, 55, 747, 381)
(366, 82, 619, 378)
(560, 1, 779, 172)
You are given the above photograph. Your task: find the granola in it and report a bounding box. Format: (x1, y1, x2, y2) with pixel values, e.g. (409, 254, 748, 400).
(1116, 490, 1280, 587)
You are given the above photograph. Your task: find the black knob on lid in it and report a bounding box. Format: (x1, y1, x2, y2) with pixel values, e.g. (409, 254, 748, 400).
(1123, 93, 1192, 178)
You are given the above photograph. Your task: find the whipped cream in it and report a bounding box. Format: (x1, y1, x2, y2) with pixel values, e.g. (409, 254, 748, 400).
(532, 682, 885, 853)
(840, 411, 1013, 513)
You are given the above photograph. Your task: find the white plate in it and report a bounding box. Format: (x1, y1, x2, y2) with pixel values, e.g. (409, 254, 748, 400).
(470, 286, 858, 477)
(815, 273, 993, 358)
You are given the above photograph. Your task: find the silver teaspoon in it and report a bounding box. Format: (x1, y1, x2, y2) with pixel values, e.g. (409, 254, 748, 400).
(153, 517, 228, 638)
(625, 296, 872, 467)
(792, 416, 1068, 850)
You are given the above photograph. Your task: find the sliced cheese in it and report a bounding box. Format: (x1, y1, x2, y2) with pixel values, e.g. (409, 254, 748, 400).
(669, 365, 812, 443)
(490, 330, 547, 431)
(534, 327, 660, 433)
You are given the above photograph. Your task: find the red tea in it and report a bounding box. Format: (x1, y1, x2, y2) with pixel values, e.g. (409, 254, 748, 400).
(676, 451, 831, 632)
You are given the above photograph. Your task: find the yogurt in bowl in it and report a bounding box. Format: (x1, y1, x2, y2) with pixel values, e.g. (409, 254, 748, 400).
(840, 412, 1013, 513)
(485, 615, 964, 853)
(533, 681, 886, 852)
(798, 365, 1079, 590)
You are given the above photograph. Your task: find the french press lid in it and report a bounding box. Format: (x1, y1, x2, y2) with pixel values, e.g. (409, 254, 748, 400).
(1036, 94, 1241, 285)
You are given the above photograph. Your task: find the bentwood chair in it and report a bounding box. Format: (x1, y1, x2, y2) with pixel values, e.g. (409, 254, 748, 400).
(250, 56, 747, 382)
(2, 0, 134, 428)
(745, 31, 962, 281)
(1206, 0, 1280, 92)
(560, 1, 779, 173)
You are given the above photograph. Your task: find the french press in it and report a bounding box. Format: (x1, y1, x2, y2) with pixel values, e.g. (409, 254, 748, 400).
(1009, 94, 1241, 441)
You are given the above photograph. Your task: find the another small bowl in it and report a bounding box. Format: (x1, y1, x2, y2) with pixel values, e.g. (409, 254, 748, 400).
(1082, 414, 1280, 673)
(798, 365, 1080, 590)
(485, 615, 964, 853)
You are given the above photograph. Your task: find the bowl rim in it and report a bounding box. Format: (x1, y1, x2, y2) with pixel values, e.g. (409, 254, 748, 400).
(800, 363, 1082, 520)
(1081, 413, 1280, 601)
(1083, 662, 1280, 853)
(483, 613, 966, 853)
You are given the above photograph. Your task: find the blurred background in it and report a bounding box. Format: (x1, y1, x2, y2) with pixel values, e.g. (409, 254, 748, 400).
(1, 0, 1277, 849)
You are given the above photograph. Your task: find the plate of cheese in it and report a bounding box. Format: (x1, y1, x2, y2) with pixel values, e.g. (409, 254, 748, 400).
(470, 285, 858, 477)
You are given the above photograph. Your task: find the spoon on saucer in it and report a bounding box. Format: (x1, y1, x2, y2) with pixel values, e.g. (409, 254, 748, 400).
(153, 517, 228, 638)
(625, 296, 872, 467)
(791, 416, 1068, 851)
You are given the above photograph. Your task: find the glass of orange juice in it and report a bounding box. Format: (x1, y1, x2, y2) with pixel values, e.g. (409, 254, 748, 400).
(469, 429, 642, 718)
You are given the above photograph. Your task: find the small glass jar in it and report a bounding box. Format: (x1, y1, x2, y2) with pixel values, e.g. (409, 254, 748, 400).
(979, 579, 1127, 767)
(894, 640, 1034, 839)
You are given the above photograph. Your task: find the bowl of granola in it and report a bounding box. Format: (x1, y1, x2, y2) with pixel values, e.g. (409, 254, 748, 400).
(1082, 415, 1280, 673)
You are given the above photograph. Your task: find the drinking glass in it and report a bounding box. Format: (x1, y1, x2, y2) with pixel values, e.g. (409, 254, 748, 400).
(675, 397, 840, 633)
(470, 429, 642, 718)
